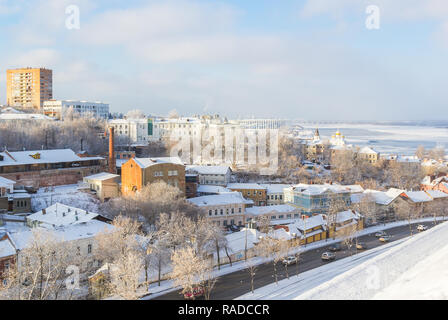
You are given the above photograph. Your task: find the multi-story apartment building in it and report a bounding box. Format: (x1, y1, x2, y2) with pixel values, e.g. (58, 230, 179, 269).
(6, 68, 53, 109)
(227, 183, 267, 206)
(109, 118, 158, 144)
(120, 157, 185, 196)
(187, 192, 247, 227)
(43, 100, 109, 119)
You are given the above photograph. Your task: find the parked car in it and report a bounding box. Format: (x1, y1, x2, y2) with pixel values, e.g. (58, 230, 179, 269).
(375, 231, 387, 238)
(329, 243, 342, 252)
(417, 224, 428, 232)
(184, 286, 204, 299)
(379, 235, 391, 242)
(356, 242, 367, 250)
(282, 256, 297, 266)
(321, 252, 336, 261)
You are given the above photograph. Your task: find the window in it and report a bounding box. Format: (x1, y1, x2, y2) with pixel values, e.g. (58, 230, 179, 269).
(209, 210, 212, 216)
(220, 209, 223, 215)
(239, 207, 242, 213)
(231, 208, 234, 214)
(88, 244, 92, 254)
(215, 209, 218, 215)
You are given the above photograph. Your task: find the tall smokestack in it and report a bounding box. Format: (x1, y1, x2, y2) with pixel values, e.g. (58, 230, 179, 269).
(109, 127, 116, 174)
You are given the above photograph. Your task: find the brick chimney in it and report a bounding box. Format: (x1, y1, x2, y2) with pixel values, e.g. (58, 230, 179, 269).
(108, 127, 116, 174)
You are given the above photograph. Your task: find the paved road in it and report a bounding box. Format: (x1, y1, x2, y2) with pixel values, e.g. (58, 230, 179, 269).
(153, 221, 438, 300)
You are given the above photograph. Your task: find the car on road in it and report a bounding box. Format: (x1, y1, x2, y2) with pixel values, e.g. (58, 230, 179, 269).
(282, 256, 297, 266)
(379, 235, 391, 242)
(356, 242, 367, 250)
(321, 252, 336, 261)
(375, 231, 387, 238)
(329, 243, 342, 252)
(184, 286, 204, 299)
(417, 224, 428, 232)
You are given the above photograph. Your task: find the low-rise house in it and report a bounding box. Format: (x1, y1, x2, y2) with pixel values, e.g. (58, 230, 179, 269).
(285, 214, 328, 244)
(0, 177, 31, 214)
(121, 157, 185, 196)
(260, 184, 292, 205)
(246, 204, 300, 222)
(10, 220, 114, 273)
(351, 188, 404, 223)
(0, 149, 105, 188)
(358, 146, 380, 164)
(26, 203, 111, 229)
(196, 185, 231, 196)
(187, 192, 247, 228)
(284, 183, 363, 216)
(328, 210, 363, 238)
(83, 172, 120, 201)
(421, 175, 448, 193)
(185, 165, 231, 186)
(0, 232, 16, 282)
(227, 183, 267, 206)
(185, 174, 199, 198)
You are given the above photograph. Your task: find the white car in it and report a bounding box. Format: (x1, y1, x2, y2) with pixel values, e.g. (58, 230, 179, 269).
(282, 256, 297, 266)
(375, 231, 387, 238)
(321, 252, 336, 261)
(417, 224, 428, 232)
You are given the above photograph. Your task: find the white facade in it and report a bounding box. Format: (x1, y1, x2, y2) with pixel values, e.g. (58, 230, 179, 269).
(109, 117, 159, 145)
(43, 100, 109, 119)
(238, 119, 287, 129)
(186, 165, 231, 186)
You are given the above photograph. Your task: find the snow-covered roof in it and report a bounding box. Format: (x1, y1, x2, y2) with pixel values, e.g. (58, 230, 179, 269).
(227, 183, 266, 190)
(223, 228, 262, 254)
(9, 220, 114, 251)
(0, 149, 103, 167)
(186, 165, 230, 175)
(0, 176, 16, 190)
(197, 185, 231, 194)
(402, 191, 432, 203)
(84, 172, 120, 181)
(425, 190, 448, 199)
(132, 157, 184, 168)
(335, 210, 360, 224)
(287, 214, 327, 233)
(260, 184, 292, 194)
(27, 203, 100, 228)
(0, 235, 16, 258)
(351, 189, 402, 206)
(0, 114, 52, 120)
(359, 146, 378, 154)
(187, 192, 246, 207)
(396, 155, 420, 163)
(287, 183, 363, 196)
(246, 204, 298, 216)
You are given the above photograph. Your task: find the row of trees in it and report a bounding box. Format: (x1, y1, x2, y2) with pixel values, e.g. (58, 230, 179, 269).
(0, 110, 107, 155)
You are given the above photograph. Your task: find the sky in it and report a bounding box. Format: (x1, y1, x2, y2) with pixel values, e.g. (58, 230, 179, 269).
(0, 0, 448, 121)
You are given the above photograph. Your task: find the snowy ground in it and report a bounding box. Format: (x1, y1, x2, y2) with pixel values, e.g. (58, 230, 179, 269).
(237, 220, 448, 300)
(31, 184, 101, 213)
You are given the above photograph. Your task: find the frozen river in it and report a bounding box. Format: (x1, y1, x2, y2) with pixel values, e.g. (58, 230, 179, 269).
(297, 122, 448, 156)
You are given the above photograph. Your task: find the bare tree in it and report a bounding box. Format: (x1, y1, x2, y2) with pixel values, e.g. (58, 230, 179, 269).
(244, 259, 258, 294)
(1, 229, 81, 300)
(393, 199, 416, 236)
(327, 198, 348, 239)
(94, 216, 146, 299)
(170, 246, 211, 300)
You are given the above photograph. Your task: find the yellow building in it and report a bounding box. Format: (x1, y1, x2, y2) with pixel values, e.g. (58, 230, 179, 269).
(6, 68, 53, 109)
